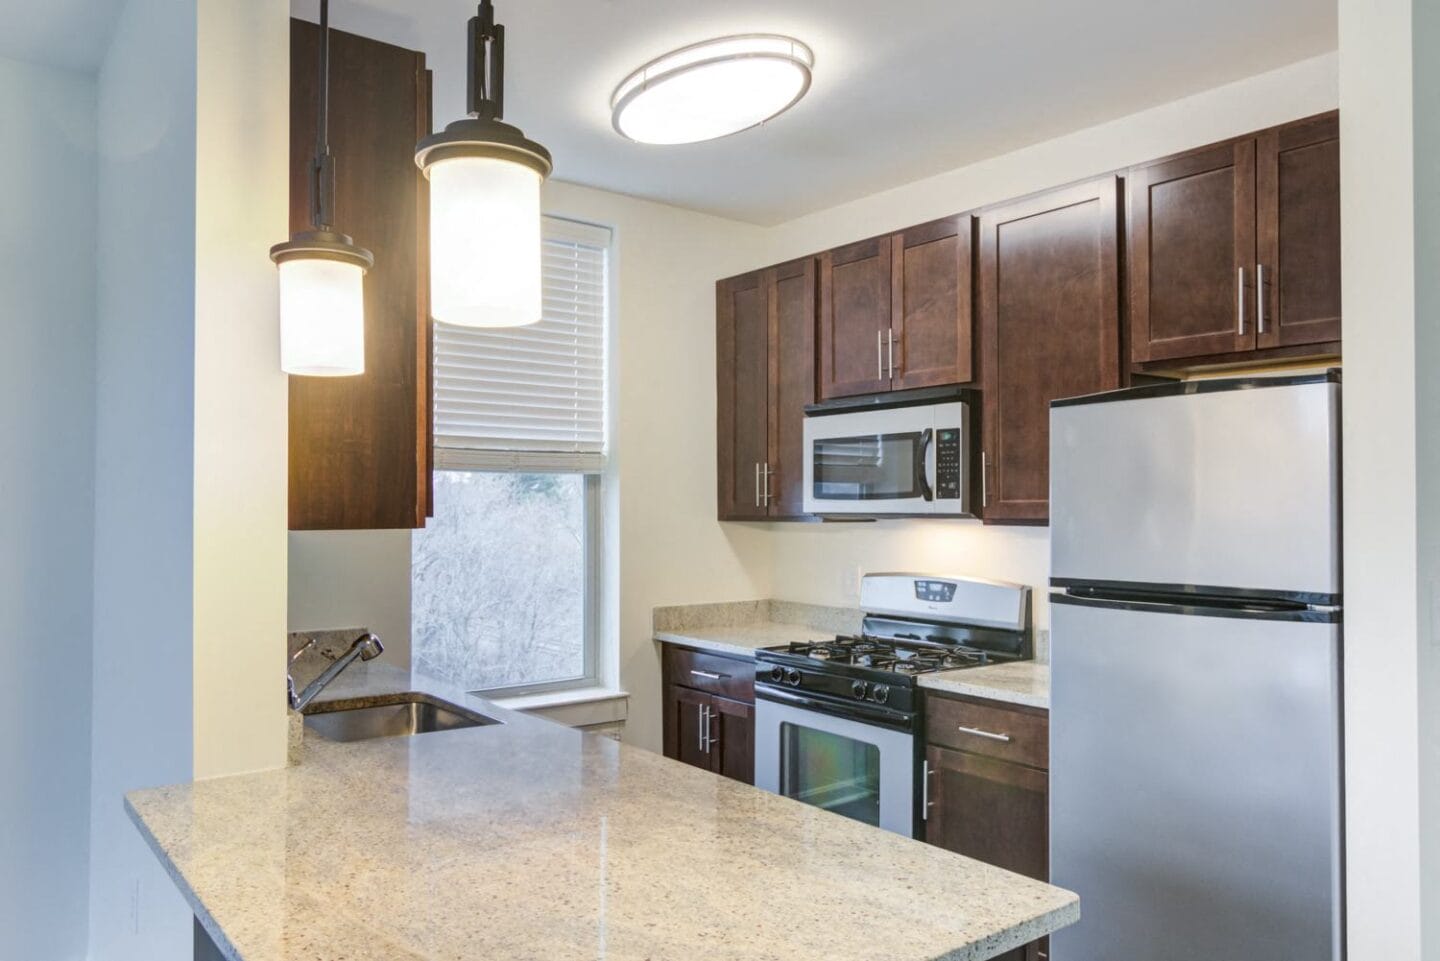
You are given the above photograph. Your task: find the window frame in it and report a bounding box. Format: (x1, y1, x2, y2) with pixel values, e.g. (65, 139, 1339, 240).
(418, 215, 613, 699)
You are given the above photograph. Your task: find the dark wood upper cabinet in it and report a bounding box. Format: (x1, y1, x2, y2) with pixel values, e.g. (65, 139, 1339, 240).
(1129, 140, 1256, 363)
(768, 258, 817, 518)
(978, 177, 1123, 524)
(892, 216, 975, 390)
(716, 270, 771, 520)
(819, 238, 893, 399)
(717, 259, 815, 521)
(1130, 111, 1340, 368)
(287, 21, 433, 530)
(1257, 112, 1341, 350)
(819, 218, 974, 400)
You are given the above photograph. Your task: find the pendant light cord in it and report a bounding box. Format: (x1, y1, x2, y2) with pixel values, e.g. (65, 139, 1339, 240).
(312, 0, 336, 231)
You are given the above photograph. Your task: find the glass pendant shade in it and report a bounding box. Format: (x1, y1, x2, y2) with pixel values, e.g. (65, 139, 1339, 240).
(428, 155, 543, 328)
(277, 256, 366, 376)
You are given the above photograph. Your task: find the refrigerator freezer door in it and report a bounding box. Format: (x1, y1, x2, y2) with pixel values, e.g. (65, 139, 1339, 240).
(1049, 594, 1343, 961)
(1050, 379, 1340, 600)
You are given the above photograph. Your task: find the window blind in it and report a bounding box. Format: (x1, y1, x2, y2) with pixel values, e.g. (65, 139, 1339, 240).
(434, 216, 610, 470)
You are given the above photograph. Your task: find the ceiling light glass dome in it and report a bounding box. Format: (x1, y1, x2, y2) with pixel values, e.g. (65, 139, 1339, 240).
(612, 35, 814, 145)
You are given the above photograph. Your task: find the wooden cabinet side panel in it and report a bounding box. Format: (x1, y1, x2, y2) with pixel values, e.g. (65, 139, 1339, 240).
(979, 178, 1123, 523)
(288, 22, 429, 530)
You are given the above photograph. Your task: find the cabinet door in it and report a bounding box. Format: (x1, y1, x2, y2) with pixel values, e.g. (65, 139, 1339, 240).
(662, 685, 713, 771)
(978, 178, 1122, 523)
(1257, 112, 1341, 350)
(1129, 140, 1257, 363)
(709, 694, 755, 784)
(716, 270, 770, 520)
(892, 216, 974, 390)
(768, 258, 816, 518)
(925, 744, 1049, 880)
(819, 237, 893, 399)
(288, 21, 433, 529)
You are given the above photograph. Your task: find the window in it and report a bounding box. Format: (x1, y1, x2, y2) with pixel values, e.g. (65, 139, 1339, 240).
(412, 217, 609, 695)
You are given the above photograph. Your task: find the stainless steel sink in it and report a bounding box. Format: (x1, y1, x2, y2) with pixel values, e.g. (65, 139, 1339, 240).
(303, 693, 499, 742)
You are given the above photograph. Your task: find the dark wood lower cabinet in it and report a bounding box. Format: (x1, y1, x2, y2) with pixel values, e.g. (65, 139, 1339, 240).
(925, 695, 1050, 961)
(660, 647, 755, 784)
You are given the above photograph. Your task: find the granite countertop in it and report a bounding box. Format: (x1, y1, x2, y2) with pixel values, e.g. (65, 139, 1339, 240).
(919, 661, 1051, 710)
(127, 664, 1077, 961)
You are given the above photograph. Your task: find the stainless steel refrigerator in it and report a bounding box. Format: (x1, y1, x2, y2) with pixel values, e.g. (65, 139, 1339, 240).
(1048, 372, 1343, 961)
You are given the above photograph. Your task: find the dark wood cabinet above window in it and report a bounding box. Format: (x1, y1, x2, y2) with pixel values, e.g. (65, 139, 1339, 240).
(287, 21, 433, 531)
(818, 215, 974, 400)
(1129, 111, 1340, 370)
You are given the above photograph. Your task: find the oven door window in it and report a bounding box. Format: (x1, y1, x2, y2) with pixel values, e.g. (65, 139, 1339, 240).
(779, 722, 882, 826)
(812, 431, 924, 500)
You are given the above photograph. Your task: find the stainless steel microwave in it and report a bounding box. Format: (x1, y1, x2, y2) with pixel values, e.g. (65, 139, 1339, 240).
(802, 387, 975, 517)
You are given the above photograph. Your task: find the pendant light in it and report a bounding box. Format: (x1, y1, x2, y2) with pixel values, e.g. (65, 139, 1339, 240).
(270, 0, 373, 376)
(416, 0, 552, 328)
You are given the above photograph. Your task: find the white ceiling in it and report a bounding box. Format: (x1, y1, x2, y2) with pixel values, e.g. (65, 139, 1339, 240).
(0, 0, 126, 72)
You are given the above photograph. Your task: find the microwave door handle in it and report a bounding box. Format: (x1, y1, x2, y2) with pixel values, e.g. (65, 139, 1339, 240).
(916, 429, 934, 502)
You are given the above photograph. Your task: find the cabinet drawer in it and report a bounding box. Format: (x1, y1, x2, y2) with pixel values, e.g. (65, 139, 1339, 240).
(926, 694, 1048, 769)
(663, 646, 754, 702)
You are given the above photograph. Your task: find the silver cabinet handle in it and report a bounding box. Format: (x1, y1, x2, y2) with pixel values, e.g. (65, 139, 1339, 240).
(876, 329, 884, 380)
(921, 759, 934, 820)
(1256, 264, 1267, 334)
(689, 669, 726, 681)
(1236, 266, 1246, 334)
(754, 462, 761, 508)
(957, 725, 1011, 743)
(762, 462, 773, 507)
(697, 703, 705, 753)
(701, 704, 716, 753)
(980, 451, 990, 508)
(887, 328, 895, 379)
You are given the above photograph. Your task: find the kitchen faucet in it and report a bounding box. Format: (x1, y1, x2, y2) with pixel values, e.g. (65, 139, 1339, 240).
(287, 632, 384, 711)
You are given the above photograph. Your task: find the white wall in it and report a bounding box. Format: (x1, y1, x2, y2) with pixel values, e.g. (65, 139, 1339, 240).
(1336, 0, 1426, 957)
(289, 530, 413, 667)
(0, 53, 96, 961)
(758, 52, 1339, 629)
(91, 0, 198, 955)
(192, 0, 290, 781)
(1414, 0, 1440, 950)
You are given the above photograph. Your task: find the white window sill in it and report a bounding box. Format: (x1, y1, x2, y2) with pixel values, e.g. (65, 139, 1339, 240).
(492, 686, 629, 729)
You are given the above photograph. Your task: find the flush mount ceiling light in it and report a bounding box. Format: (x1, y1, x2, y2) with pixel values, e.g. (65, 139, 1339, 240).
(611, 35, 814, 145)
(270, 0, 373, 376)
(416, 0, 552, 329)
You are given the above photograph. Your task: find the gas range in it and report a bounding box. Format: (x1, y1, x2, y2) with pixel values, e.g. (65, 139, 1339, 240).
(753, 573, 1033, 837)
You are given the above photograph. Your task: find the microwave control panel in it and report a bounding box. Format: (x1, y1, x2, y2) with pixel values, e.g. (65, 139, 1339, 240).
(936, 428, 962, 499)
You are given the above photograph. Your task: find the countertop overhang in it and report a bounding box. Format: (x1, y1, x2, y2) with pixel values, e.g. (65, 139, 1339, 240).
(127, 666, 1076, 961)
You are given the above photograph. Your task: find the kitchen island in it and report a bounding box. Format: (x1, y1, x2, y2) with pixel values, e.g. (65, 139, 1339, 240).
(127, 666, 1078, 961)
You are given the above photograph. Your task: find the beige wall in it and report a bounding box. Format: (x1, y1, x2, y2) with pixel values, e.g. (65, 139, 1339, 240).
(758, 52, 1338, 629)
(192, 0, 291, 781)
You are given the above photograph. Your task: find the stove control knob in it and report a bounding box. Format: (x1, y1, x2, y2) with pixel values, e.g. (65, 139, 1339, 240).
(784, 668, 802, 687)
(769, 665, 785, 683)
(870, 684, 890, 704)
(851, 680, 869, 700)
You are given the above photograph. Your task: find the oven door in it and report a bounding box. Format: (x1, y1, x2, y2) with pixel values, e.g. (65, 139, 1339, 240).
(754, 687, 917, 837)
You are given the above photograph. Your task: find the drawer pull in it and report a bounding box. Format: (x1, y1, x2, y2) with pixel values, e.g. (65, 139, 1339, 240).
(689, 669, 727, 681)
(956, 724, 1011, 743)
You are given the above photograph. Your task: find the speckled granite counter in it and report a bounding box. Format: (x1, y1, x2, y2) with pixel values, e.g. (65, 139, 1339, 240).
(919, 661, 1051, 710)
(127, 664, 1077, 961)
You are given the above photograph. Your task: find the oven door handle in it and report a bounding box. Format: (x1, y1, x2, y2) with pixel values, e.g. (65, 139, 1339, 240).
(756, 685, 916, 731)
(915, 428, 934, 502)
